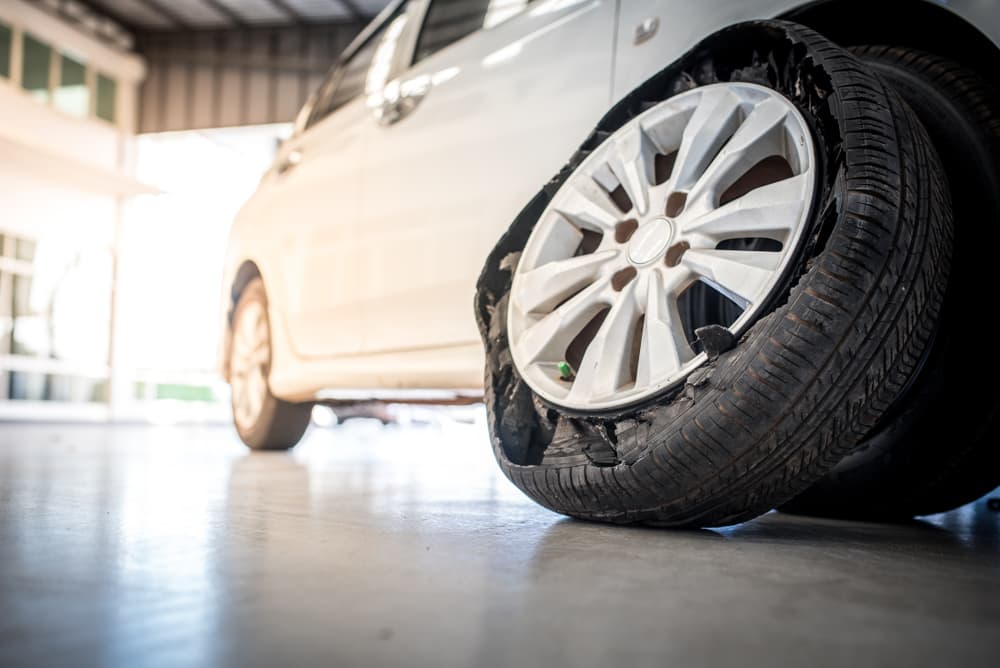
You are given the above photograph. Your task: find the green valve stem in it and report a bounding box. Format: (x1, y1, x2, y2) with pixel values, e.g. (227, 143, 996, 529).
(557, 361, 575, 381)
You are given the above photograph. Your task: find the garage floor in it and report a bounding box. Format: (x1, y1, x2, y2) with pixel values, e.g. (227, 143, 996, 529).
(1, 417, 998, 668)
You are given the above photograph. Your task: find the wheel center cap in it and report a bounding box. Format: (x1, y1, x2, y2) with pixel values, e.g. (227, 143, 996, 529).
(628, 218, 674, 265)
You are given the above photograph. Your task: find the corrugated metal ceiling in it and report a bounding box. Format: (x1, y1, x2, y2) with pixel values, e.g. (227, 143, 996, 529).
(81, 0, 390, 29)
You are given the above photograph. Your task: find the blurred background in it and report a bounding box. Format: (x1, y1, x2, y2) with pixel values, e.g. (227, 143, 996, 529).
(0, 0, 389, 424)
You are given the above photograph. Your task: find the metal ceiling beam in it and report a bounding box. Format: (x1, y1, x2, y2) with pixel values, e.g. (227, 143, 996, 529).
(263, 0, 305, 23)
(335, 0, 365, 22)
(131, 0, 191, 28)
(140, 47, 331, 74)
(201, 0, 248, 27)
(77, 0, 187, 29)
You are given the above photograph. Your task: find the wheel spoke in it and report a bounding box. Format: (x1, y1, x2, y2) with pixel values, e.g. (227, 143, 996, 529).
(635, 270, 695, 389)
(235, 318, 255, 353)
(670, 87, 743, 192)
(687, 97, 790, 207)
(236, 376, 252, 420)
(516, 280, 609, 363)
(230, 355, 249, 377)
(682, 173, 809, 243)
(254, 316, 268, 348)
(608, 126, 656, 216)
(508, 82, 817, 410)
(514, 250, 617, 314)
(681, 248, 783, 308)
(637, 96, 698, 155)
(554, 179, 622, 232)
(246, 370, 264, 418)
(250, 342, 270, 369)
(567, 283, 640, 401)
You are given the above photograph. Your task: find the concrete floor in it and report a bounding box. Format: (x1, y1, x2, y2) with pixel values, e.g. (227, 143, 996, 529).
(0, 415, 998, 668)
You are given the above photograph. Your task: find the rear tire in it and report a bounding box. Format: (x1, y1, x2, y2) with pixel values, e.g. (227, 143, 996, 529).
(474, 22, 952, 527)
(229, 278, 311, 450)
(783, 47, 1000, 520)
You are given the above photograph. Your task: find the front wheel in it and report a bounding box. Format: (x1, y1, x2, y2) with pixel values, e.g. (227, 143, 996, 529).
(229, 278, 311, 450)
(474, 21, 952, 527)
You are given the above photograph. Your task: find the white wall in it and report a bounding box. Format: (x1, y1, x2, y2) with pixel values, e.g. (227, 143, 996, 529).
(0, 0, 148, 420)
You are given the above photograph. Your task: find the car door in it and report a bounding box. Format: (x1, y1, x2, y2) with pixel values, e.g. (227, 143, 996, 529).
(267, 17, 397, 359)
(612, 0, 803, 101)
(356, 0, 618, 355)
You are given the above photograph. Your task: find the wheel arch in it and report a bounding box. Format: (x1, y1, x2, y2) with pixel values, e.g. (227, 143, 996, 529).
(228, 260, 263, 325)
(781, 0, 1000, 92)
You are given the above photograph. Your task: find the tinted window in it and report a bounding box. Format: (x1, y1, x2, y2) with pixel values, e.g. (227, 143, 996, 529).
(96, 73, 116, 123)
(22, 33, 52, 102)
(325, 37, 381, 113)
(0, 22, 11, 79)
(307, 20, 393, 128)
(414, 0, 529, 64)
(55, 53, 88, 118)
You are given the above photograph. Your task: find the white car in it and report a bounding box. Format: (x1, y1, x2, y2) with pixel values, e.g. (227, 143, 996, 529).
(221, 0, 1000, 526)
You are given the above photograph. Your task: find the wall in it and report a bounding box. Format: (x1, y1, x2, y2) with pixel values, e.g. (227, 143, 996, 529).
(0, 0, 148, 420)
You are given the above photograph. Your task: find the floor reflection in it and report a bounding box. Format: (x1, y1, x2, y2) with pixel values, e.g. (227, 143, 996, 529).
(0, 419, 997, 668)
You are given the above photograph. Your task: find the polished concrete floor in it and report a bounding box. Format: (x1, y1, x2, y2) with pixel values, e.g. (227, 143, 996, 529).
(1, 413, 998, 668)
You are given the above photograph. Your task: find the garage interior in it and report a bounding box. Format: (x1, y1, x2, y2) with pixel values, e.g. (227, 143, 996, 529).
(0, 1, 998, 666)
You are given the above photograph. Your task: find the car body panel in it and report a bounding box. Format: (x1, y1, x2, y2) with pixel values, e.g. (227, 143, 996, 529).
(357, 0, 617, 355)
(220, 0, 1000, 403)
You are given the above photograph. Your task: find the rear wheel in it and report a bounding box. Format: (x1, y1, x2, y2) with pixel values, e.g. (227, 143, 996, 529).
(229, 278, 311, 450)
(783, 47, 1000, 520)
(474, 21, 952, 527)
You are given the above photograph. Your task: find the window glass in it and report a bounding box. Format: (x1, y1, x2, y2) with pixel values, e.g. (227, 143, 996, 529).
(414, 0, 529, 64)
(11, 274, 46, 357)
(55, 53, 88, 117)
(0, 22, 11, 79)
(0, 234, 111, 403)
(22, 33, 52, 102)
(0, 271, 10, 356)
(308, 38, 381, 127)
(306, 10, 401, 128)
(15, 238, 35, 262)
(326, 38, 380, 111)
(8, 372, 108, 402)
(96, 73, 116, 123)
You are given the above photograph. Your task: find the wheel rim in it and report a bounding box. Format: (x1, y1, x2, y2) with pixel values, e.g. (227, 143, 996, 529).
(507, 82, 817, 411)
(230, 301, 270, 430)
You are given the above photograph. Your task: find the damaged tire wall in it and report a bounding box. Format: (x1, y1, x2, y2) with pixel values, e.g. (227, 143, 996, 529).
(474, 21, 953, 527)
(784, 47, 1000, 520)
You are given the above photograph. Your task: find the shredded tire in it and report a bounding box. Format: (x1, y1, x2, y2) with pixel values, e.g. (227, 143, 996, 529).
(474, 22, 952, 527)
(784, 47, 1000, 520)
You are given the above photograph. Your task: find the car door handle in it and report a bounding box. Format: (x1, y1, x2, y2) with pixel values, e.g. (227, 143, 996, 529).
(634, 17, 660, 45)
(276, 149, 303, 175)
(376, 76, 431, 126)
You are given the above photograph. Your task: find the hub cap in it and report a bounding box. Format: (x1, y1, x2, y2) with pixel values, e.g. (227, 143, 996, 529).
(628, 218, 674, 265)
(507, 83, 817, 411)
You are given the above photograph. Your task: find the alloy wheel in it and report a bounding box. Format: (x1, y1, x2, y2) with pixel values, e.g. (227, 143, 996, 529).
(230, 300, 271, 430)
(507, 83, 816, 410)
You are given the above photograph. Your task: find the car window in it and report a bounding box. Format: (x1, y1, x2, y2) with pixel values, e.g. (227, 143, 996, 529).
(307, 17, 396, 128)
(413, 0, 533, 64)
